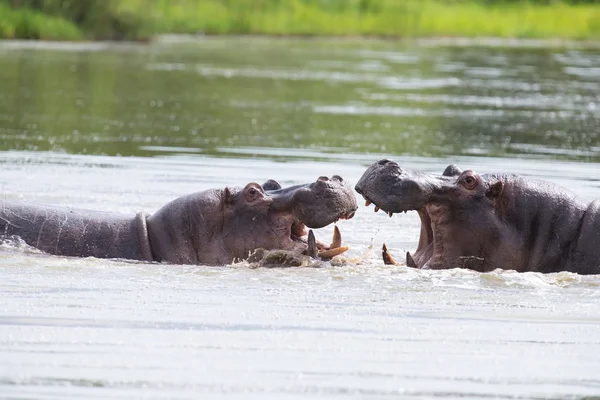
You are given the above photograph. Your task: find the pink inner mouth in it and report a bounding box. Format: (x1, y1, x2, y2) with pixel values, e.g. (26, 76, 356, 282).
(361, 194, 434, 268)
(408, 208, 434, 268)
(291, 221, 307, 242)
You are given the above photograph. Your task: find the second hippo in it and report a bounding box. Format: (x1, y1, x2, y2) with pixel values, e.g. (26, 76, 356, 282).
(355, 159, 600, 275)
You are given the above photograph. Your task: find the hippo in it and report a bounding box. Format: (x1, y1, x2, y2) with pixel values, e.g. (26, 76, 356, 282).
(0, 176, 357, 265)
(355, 159, 600, 275)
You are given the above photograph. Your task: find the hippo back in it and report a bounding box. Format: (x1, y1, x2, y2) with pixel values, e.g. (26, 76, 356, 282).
(498, 177, 600, 274)
(0, 201, 152, 261)
(568, 200, 600, 274)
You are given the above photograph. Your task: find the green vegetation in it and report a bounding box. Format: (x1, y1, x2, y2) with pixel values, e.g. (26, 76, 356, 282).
(1, 0, 599, 41)
(0, 3, 81, 40)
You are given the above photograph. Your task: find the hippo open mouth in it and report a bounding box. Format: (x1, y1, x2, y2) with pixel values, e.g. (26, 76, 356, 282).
(354, 159, 493, 270)
(354, 160, 435, 268)
(270, 175, 357, 259)
(356, 197, 439, 269)
(289, 215, 354, 259)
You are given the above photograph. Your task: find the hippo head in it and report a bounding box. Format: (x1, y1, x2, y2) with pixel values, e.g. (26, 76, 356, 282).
(147, 175, 357, 265)
(354, 159, 451, 214)
(355, 160, 505, 271)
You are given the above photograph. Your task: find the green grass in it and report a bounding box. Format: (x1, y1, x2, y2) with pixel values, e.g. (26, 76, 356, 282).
(1, 0, 600, 41)
(117, 0, 600, 40)
(0, 3, 82, 40)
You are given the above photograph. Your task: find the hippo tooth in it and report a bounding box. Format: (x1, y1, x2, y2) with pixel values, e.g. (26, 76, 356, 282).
(388, 211, 393, 218)
(374, 206, 380, 213)
(406, 251, 418, 269)
(329, 225, 342, 249)
(365, 199, 372, 207)
(307, 230, 318, 258)
(382, 243, 397, 265)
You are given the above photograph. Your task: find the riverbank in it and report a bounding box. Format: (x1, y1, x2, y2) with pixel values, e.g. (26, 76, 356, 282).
(1, 1, 599, 41)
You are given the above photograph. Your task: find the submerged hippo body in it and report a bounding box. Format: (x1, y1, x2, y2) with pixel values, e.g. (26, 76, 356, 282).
(0, 176, 357, 265)
(355, 159, 600, 275)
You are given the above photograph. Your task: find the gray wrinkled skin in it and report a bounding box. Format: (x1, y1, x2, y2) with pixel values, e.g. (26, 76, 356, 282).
(0, 176, 357, 265)
(355, 159, 600, 275)
(0, 205, 152, 261)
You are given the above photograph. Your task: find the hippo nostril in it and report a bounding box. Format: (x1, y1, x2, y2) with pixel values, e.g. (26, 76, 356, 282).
(332, 175, 343, 182)
(317, 176, 329, 182)
(377, 159, 391, 165)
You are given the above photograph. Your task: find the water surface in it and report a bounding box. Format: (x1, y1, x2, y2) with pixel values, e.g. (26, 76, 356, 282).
(0, 37, 599, 161)
(0, 38, 600, 399)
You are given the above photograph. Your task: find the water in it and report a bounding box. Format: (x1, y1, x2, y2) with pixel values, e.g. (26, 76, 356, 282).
(0, 37, 599, 399)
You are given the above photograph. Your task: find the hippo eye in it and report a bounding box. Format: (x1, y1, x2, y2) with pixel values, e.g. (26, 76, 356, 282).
(462, 175, 477, 189)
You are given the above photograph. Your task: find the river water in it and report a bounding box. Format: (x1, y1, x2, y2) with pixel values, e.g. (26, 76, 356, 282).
(0, 38, 599, 399)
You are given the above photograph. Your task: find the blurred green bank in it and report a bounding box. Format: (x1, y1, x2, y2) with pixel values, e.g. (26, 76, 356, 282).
(1, 0, 599, 41)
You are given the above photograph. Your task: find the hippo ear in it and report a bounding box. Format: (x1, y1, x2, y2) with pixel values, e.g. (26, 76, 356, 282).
(486, 181, 504, 200)
(443, 164, 462, 177)
(262, 179, 282, 191)
(224, 187, 234, 205)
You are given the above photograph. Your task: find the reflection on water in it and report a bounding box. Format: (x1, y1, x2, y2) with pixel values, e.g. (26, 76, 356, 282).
(0, 37, 598, 161)
(0, 37, 600, 399)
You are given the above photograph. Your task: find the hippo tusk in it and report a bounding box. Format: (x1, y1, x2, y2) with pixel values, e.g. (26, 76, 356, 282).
(307, 230, 318, 258)
(382, 243, 397, 265)
(308, 227, 348, 259)
(329, 225, 342, 249)
(374, 206, 380, 212)
(318, 246, 348, 259)
(365, 199, 372, 206)
(406, 251, 418, 269)
(318, 225, 347, 258)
